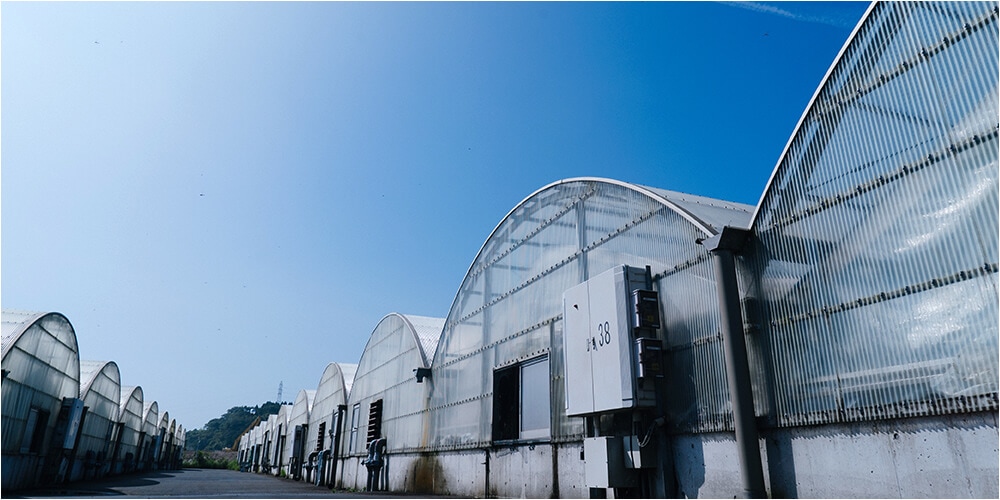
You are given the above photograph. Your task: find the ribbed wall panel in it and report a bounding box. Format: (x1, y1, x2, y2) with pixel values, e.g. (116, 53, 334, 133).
(745, 1, 998, 427)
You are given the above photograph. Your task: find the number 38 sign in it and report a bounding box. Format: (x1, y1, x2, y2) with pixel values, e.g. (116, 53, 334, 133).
(587, 321, 612, 351)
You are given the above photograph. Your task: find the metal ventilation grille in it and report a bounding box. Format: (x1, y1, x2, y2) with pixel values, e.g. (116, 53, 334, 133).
(745, 1, 999, 427)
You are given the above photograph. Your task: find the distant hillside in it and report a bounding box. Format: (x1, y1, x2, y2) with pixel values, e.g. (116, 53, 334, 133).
(185, 401, 283, 451)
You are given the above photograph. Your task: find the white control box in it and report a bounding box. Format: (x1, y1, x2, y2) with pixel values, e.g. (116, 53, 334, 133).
(583, 437, 637, 488)
(564, 266, 652, 416)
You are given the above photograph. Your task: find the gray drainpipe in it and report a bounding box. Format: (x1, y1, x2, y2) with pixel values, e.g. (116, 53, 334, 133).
(702, 226, 766, 499)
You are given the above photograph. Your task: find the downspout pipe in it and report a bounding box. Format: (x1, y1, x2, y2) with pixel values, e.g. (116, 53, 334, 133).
(702, 226, 767, 499)
(330, 404, 346, 489)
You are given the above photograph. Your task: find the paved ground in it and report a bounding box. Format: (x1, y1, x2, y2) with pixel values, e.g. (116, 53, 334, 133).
(11, 468, 442, 499)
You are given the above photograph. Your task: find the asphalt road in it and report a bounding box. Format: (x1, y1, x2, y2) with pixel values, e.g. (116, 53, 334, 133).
(11, 468, 438, 499)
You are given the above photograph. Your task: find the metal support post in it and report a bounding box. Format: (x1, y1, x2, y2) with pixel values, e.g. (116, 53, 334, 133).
(703, 226, 766, 499)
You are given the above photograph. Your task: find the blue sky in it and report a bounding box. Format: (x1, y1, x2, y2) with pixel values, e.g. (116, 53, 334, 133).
(2, 1, 870, 430)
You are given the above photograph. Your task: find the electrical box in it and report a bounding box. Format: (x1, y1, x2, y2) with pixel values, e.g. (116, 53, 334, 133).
(633, 289, 661, 330)
(57, 398, 85, 450)
(584, 437, 637, 488)
(564, 266, 662, 417)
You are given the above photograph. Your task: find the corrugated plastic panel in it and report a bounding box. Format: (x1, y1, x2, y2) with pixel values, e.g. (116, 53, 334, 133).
(1, 310, 47, 358)
(745, 1, 998, 427)
(403, 314, 445, 365)
(643, 186, 755, 232)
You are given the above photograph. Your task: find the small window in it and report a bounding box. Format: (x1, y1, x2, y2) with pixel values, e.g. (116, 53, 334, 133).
(519, 357, 551, 439)
(492, 355, 550, 442)
(21, 408, 50, 453)
(348, 403, 360, 453)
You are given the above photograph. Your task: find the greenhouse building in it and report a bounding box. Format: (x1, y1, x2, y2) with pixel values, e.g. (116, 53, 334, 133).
(339, 313, 444, 492)
(1, 311, 82, 491)
(112, 385, 144, 475)
(304, 361, 356, 485)
(140, 400, 159, 471)
(283, 389, 315, 479)
(239, 1, 1000, 498)
(1, 310, 185, 493)
(71, 360, 122, 482)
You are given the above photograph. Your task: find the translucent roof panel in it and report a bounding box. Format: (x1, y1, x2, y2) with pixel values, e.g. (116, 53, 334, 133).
(120, 385, 143, 413)
(641, 185, 754, 232)
(744, 1, 998, 427)
(284, 389, 314, 458)
(2, 310, 46, 357)
(428, 178, 744, 448)
(142, 401, 159, 437)
(401, 315, 445, 365)
(2, 310, 79, 377)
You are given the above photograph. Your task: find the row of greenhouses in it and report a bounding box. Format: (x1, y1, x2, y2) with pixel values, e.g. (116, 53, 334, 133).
(1, 310, 186, 493)
(236, 2, 997, 498)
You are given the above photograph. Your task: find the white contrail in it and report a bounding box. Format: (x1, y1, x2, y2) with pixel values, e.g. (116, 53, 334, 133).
(719, 1, 858, 30)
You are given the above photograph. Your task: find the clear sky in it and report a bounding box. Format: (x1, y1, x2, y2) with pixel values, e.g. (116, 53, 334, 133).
(2, 1, 871, 430)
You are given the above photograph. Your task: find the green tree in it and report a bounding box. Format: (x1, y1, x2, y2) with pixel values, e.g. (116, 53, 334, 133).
(185, 401, 283, 451)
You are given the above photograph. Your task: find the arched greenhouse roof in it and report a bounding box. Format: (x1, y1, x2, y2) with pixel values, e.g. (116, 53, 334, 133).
(287, 390, 315, 439)
(79, 360, 121, 398)
(351, 313, 445, 389)
(1, 310, 79, 366)
(314, 362, 355, 403)
(120, 385, 143, 410)
(489, 178, 753, 249)
(142, 401, 159, 436)
(750, 2, 997, 231)
(299, 389, 316, 411)
(437, 177, 752, 340)
(119, 385, 144, 427)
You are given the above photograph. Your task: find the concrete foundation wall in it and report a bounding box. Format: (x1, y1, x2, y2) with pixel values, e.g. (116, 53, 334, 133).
(326, 413, 997, 498)
(336, 443, 588, 498)
(673, 411, 998, 499)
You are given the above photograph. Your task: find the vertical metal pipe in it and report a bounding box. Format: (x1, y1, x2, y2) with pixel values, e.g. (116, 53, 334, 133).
(331, 404, 346, 489)
(705, 227, 766, 499)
